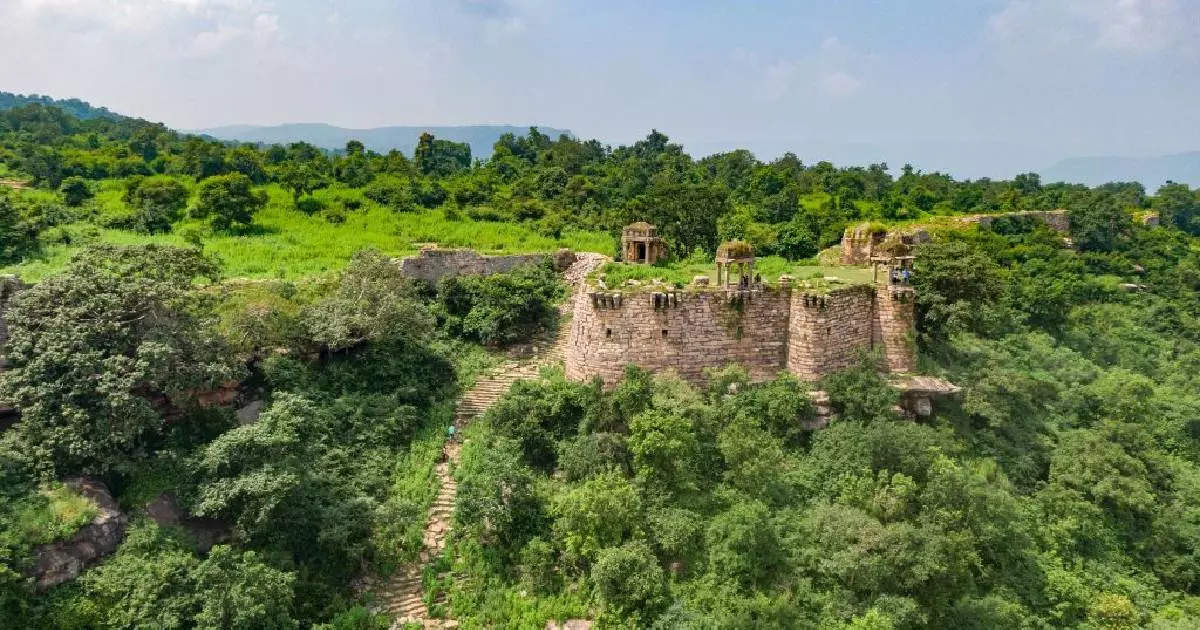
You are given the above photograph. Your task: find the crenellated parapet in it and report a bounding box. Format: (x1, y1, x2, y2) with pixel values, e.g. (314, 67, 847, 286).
(565, 271, 917, 388)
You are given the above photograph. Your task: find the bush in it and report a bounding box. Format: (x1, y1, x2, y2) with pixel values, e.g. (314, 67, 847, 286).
(592, 541, 665, 618)
(483, 372, 594, 470)
(59, 176, 93, 207)
(193, 173, 266, 232)
(295, 196, 326, 216)
(435, 261, 565, 346)
(362, 176, 413, 210)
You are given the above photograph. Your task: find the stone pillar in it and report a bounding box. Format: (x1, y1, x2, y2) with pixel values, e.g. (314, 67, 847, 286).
(873, 285, 917, 372)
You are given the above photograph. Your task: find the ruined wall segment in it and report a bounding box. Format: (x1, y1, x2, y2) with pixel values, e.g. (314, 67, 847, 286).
(565, 286, 791, 387)
(396, 248, 553, 286)
(873, 284, 917, 372)
(786, 286, 875, 379)
(961, 209, 1068, 232)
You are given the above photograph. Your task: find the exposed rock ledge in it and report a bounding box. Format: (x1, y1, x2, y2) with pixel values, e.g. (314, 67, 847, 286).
(31, 477, 127, 591)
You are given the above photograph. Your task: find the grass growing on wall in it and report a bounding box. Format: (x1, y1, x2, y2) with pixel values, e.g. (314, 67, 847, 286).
(2, 184, 616, 282)
(593, 255, 876, 289)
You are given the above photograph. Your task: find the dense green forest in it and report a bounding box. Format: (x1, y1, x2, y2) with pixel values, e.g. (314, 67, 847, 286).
(2, 100, 1200, 629)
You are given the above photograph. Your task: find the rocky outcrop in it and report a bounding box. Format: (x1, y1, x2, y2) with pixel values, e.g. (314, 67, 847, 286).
(145, 492, 230, 553)
(31, 478, 127, 590)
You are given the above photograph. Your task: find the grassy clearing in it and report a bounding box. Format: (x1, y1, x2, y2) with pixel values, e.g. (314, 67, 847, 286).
(3, 184, 616, 282)
(592, 255, 876, 290)
(14, 482, 99, 545)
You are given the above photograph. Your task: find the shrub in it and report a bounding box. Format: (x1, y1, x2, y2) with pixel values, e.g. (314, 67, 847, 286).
(59, 176, 93, 206)
(193, 173, 266, 232)
(302, 249, 434, 353)
(592, 541, 665, 618)
(362, 176, 413, 210)
(295, 196, 326, 216)
(434, 261, 564, 346)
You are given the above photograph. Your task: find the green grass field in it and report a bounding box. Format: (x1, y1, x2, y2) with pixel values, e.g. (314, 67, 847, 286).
(3, 184, 616, 282)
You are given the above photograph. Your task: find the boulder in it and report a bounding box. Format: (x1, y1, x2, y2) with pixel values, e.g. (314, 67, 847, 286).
(236, 399, 265, 425)
(144, 492, 230, 553)
(32, 477, 127, 590)
(552, 248, 577, 271)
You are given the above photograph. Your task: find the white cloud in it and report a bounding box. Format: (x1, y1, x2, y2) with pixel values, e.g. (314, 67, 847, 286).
(822, 71, 861, 97)
(988, 0, 1196, 55)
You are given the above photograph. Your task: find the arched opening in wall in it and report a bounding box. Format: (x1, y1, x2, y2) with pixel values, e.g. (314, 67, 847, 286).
(661, 329, 669, 338)
(606, 328, 612, 339)
(826, 327, 831, 335)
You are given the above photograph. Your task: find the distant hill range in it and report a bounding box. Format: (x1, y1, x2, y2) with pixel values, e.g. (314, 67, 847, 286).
(188, 123, 573, 159)
(0, 91, 126, 120)
(1039, 151, 1200, 190)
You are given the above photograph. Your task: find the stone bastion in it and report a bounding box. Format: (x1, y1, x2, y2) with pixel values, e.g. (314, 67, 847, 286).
(564, 277, 916, 388)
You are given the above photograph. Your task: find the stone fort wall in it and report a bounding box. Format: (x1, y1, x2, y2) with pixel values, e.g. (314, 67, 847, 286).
(566, 281, 916, 387)
(565, 287, 791, 385)
(396, 248, 556, 286)
(840, 209, 1070, 265)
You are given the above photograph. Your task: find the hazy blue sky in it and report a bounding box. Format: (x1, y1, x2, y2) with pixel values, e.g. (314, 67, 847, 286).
(2, 0, 1197, 176)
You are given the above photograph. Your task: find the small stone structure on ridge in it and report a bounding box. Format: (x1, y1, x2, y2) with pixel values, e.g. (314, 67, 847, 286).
(566, 240, 919, 387)
(621, 222, 667, 264)
(715, 240, 756, 287)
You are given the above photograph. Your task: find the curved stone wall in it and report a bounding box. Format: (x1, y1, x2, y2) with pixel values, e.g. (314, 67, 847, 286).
(565, 287, 791, 386)
(566, 282, 917, 387)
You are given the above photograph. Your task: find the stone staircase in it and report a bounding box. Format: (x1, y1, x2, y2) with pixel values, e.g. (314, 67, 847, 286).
(373, 253, 608, 629)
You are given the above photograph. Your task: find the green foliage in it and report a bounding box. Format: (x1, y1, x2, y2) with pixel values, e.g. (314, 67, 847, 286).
(821, 352, 901, 424)
(11, 483, 98, 545)
(481, 370, 593, 470)
(592, 540, 665, 619)
(58, 176, 92, 207)
(193, 173, 267, 232)
(551, 470, 642, 565)
(454, 433, 540, 549)
(0, 244, 237, 475)
(0, 189, 42, 263)
(1155, 182, 1200, 235)
(414, 132, 471, 177)
(435, 261, 565, 346)
(302, 248, 434, 353)
(1068, 192, 1134, 252)
(70, 522, 298, 630)
(120, 175, 189, 233)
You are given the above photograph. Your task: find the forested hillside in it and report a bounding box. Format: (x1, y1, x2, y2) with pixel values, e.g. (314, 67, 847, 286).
(0, 92, 124, 121)
(191, 123, 574, 162)
(2, 100, 1200, 628)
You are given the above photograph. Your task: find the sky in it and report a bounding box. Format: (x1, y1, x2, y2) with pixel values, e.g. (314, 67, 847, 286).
(1, 0, 1198, 178)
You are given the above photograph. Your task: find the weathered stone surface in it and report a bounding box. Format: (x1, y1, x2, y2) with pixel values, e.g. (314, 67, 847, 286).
(145, 492, 230, 553)
(567, 277, 919, 388)
(236, 399, 265, 425)
(963, 209, 1069, 233)
(32, 478, 127, 590)
(397, 248, 552, 286)
(552, 248, 577, 271)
